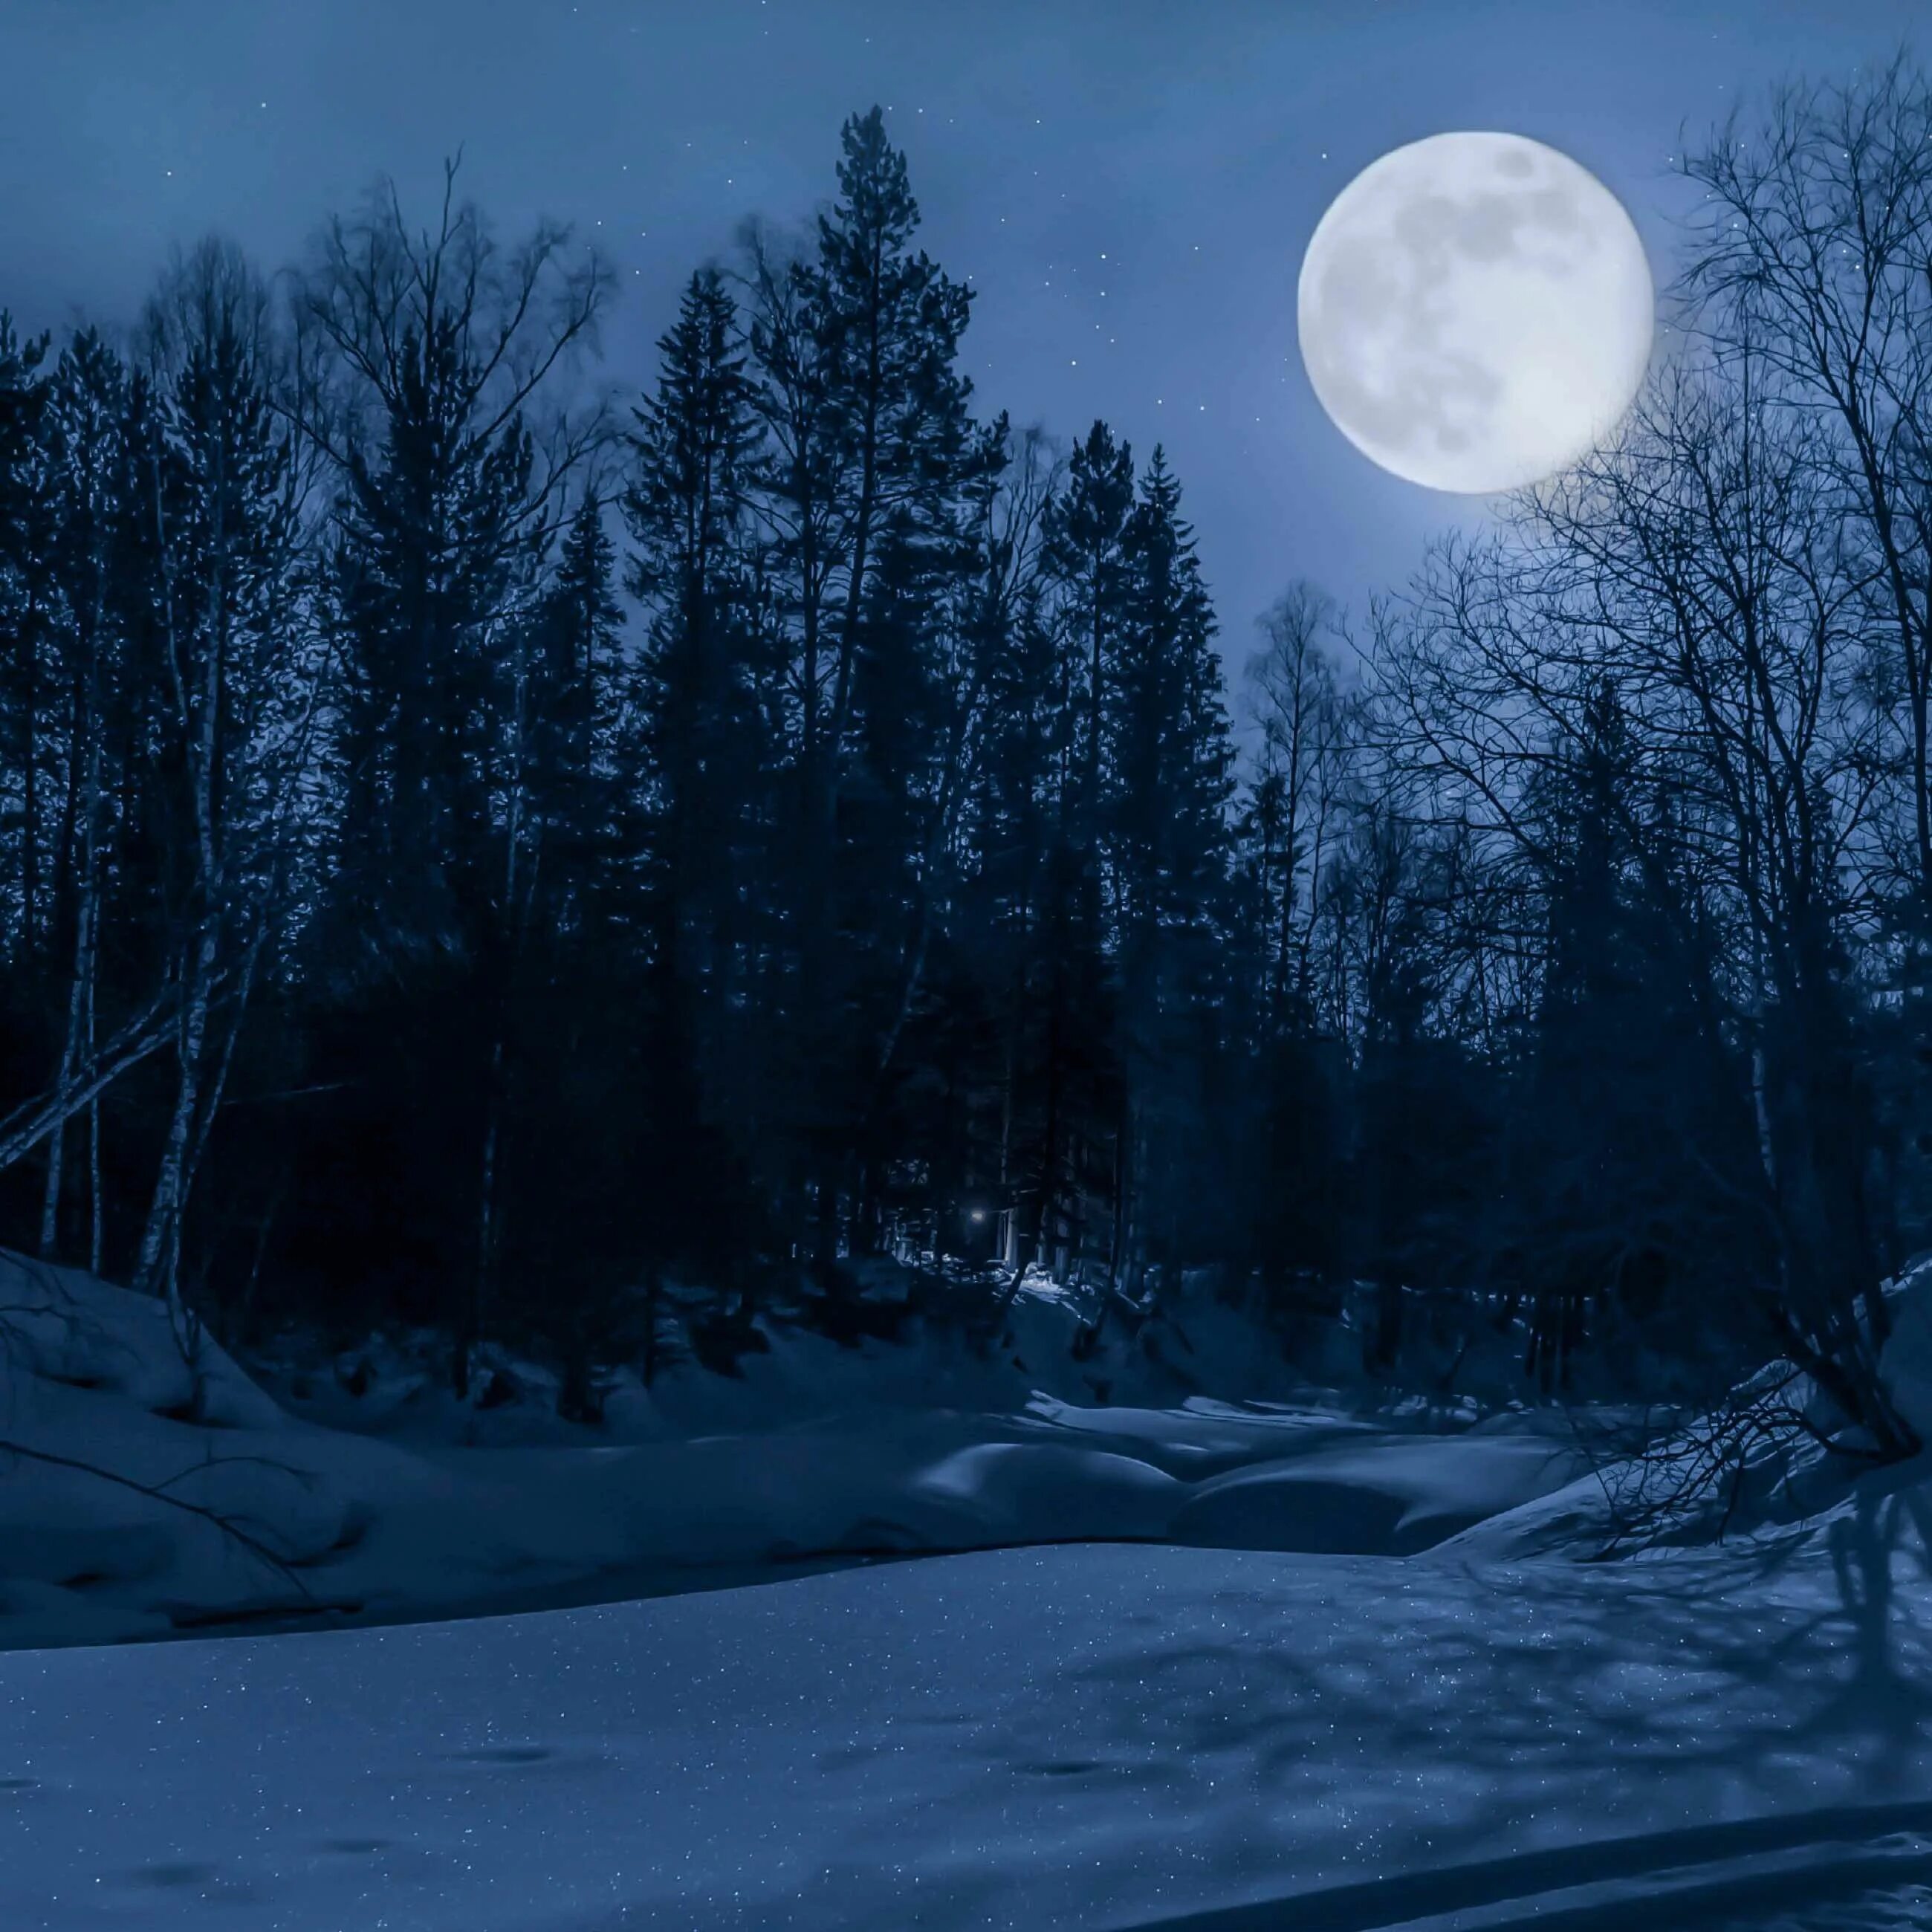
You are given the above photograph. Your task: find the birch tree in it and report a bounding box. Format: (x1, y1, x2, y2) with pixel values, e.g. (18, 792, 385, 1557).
(132, 240, 318, 1318)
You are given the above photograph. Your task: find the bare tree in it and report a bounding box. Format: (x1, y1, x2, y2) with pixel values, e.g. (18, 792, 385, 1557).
(1679, 56, 1932, 914)
(1245, 582, 1353, 1026)
(36, 337, 123, 1272)
(131, 240, 325, 1324)
(294, 162, 608, 1397)
(1378, 337, 1913, 1452)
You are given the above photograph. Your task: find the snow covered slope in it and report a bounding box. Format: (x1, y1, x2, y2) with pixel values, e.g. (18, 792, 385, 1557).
(0, 1256, 1590, 1649)
(4, 1532, 1932, 1931)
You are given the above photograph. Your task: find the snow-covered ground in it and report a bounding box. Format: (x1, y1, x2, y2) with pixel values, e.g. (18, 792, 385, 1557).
(7, 1524, 1932, 1930)
(5, 1253, 1932, 1929)
(0, 1257, 1589, 1649)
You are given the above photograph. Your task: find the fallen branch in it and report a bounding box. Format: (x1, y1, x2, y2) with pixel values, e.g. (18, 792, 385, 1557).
(0, 1437, 318, 1601)
(0, 994, 178, 1176)
(1585, 1364, 1821, 1556)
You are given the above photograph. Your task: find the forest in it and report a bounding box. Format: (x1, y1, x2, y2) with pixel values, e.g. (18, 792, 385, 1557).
(2, 69, 1931, 1457)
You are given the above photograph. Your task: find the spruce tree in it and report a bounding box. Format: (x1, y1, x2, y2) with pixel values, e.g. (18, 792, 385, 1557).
(748, 106, 977, 1263)
(528, 494, 623, 916)
(292, 176, 600, 1385)
(1109, 447, 1234, 1288)
(1045, 421, 1136, 846)
(1033, 420, 1138, 1276)
(626, 265, 776, 1343)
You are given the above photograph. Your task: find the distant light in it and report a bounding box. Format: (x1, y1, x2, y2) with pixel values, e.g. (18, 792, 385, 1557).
(970, 1210, 987, 1222)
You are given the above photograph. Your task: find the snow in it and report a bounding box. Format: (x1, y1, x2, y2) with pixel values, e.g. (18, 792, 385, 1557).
(1882, 1263, 1932, 1448)
(7, 1254, 1932, 1928)
(1169, 1434, 1592, 1555)
(244, 1281, 1383, 1451)
(0, 1256, 1589, 1649)
(5, 1529, 1932, 1930)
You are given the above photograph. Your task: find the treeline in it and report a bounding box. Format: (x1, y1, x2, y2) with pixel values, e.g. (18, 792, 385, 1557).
(2, 77, 1931, 1446)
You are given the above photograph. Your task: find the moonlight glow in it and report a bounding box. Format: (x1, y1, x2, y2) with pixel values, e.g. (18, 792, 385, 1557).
(1297, 132, 1655, 494)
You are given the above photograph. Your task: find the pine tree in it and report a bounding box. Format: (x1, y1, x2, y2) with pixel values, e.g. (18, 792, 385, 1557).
(747, 106, 978, 1262)
(294, 175, 601, 1390)
(954, 423, 1068, 1266)
(627, 267, 765, 1006)
(1243, 583, 1347, 1030)
(527, 494, 623, 921)
(328, 341, 539, 970)
(1045, 421, 1136, 847)
(808, 104, 976, 783)
(1503, 684, 1746, 1388)
(1031, 419, 1138, 1276)
(1108, 447, 1235, 1289)
(499, 494, 655, 1405)
(625, 265, 776, 1346)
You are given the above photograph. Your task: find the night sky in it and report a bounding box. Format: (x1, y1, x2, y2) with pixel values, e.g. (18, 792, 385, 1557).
(1, 0, 1922, 666)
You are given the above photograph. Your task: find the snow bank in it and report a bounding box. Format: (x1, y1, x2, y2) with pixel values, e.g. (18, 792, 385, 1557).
(0, 1254, 1592, 1648)
(0, 1255, 285, 1431)
(247, 1272, 1360, 1449)
(1170, 1433, 1592, 1555)
(1882, 1262, 1932, 1447)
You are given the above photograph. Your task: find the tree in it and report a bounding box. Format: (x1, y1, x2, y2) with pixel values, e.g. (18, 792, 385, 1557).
(1046, 420, 1138, 849)
(131, 239, 317, 1317)
(0, 314, 51, 962)
(1108, 447, 1236, 1290)
(1504, 683, 1730, 1390)
(525, 493, 623, 915)
(1243, 582, 1351, 1029)
(1236, 586, 1357, 1300)
(1378, 341, 1913, 1448)
(1677, 58, 1932, 1300)
(1679, 58, 1932, 918)
(745, 106, 977, 1261)
(626, 268, 765, 1100)
(625, 266, 774, 1343)
(35, 331, 134, 1272)
(1029, 419, 1138, 1275)
(291, 165, 606, 1390)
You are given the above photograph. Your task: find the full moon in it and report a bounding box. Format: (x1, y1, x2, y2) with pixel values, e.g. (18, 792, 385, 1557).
(1297, 132, 1655, 495)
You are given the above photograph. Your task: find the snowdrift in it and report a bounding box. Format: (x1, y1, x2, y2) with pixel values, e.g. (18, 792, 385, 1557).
(0, 1253, 1592, 1650)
